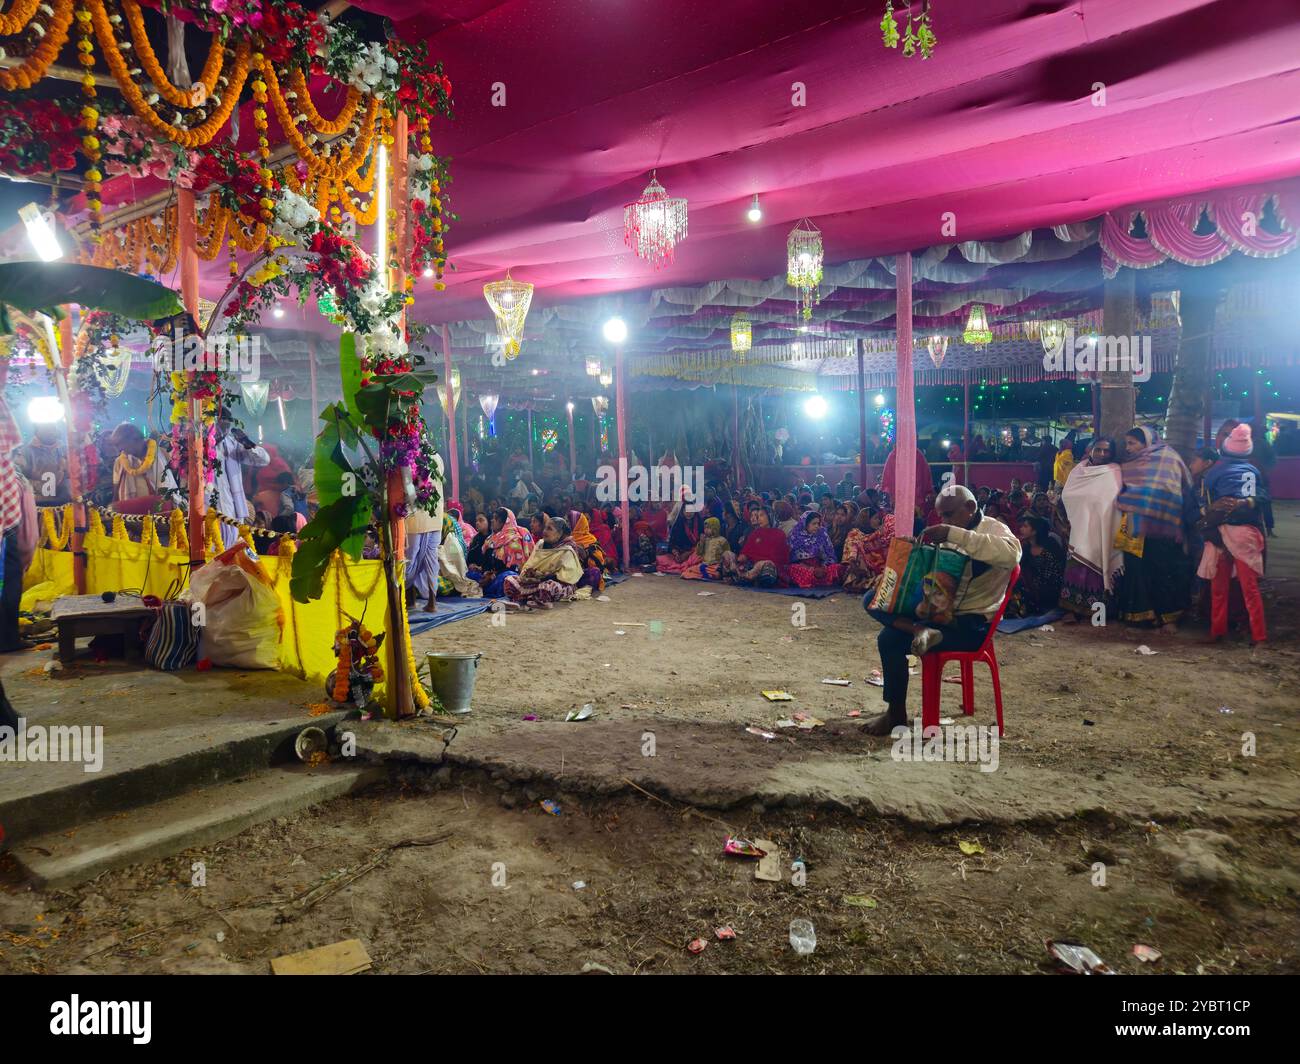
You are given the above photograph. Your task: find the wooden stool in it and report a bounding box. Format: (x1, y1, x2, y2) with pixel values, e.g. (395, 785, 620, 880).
(50, 595, 154, 664)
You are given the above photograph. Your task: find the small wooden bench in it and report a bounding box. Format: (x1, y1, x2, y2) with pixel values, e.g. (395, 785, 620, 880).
(49, 595, 154, 664)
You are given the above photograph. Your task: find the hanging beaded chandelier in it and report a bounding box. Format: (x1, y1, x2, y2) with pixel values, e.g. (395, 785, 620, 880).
(479, 393, 500, 436)
(242, 381, 270, 417)
(962, 304, 993, 346)
(436, 368, 462, 415)
(926, 335, 949, 369)
(599, 370, 613, 388)
(585, 358, 602, 377)
(786, 220, 824, 321)
(483, 271, 534, 358)
(731, 312, 752, 355)
(1039, 320, 1068, 357)
(624, 172, 688, 269)
(591, 395, 609, 416)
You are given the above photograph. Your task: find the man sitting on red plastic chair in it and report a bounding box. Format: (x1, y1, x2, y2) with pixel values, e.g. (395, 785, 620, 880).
(862, 484, 1022, 736)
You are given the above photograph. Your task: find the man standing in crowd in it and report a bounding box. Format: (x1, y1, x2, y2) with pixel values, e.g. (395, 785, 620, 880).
(214, 418, 270, 548)
(0, 397, 28, 652)
(18, 421, 70, 504)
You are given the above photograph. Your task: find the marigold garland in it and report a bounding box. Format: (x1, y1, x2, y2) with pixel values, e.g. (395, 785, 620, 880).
(115, 436, 156, 476)
(0, 0, 73, 92)
(121, 0, 226, 109)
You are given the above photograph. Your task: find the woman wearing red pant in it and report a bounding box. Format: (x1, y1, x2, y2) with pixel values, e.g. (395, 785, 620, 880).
(1197, 424, 1267, 646)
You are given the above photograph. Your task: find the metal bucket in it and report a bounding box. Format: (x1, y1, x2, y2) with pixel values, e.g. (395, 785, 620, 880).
(423, 652, 482, 715)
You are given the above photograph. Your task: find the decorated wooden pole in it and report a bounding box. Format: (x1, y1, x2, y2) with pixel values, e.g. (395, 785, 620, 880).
(58, 316, 87, 594)
(177, 188, 206, 570)
(382, 111, 414, 719)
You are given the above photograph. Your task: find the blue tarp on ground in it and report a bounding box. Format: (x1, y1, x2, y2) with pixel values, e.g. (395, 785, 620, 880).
(997, 607, 1064, 634)
(408, 598, 495, 635)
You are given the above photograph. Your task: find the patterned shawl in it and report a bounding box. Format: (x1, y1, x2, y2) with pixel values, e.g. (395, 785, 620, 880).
(487, 508, 534, 569)
(843, 512, 895, 573)
(1117, 427, 1193, 540)
(787, 513, 836, 565)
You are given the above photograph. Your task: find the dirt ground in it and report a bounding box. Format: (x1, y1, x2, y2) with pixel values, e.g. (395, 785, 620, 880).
(2, 515, 1298, 975)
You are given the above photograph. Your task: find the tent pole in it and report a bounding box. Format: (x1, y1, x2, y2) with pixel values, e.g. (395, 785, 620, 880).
(616, 347, 630, 565)
(566, 401, 576, 480)
(856, 339, 867, 493)
(894, 252, 917, 528)
(962, 370, 970, 487)
(441, 325, 459, 504)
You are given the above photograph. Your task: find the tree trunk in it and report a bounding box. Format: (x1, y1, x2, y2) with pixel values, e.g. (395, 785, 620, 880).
(1164, 272, 1223, 462)
(1099, 269, 1137, 442)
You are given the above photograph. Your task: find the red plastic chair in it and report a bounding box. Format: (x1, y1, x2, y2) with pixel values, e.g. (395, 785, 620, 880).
(920, 565, 1020, 737)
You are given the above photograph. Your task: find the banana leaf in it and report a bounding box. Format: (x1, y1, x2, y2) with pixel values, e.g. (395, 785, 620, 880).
(0, 261, 183, 322)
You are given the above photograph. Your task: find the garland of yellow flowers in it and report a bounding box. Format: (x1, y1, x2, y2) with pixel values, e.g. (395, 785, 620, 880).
(42, 504, 74, 550)
(115, 437, 156, 476)
(75, 2, 102, 238)
(121, 0, 226, 109)
(169, 506, 188, 553)
(0, 0, 73, 92)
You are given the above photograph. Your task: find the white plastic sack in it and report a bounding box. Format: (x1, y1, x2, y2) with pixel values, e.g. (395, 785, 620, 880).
(189, 545, 282, 670)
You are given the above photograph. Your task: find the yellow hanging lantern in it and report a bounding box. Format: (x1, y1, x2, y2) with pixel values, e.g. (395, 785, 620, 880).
(731, 311, 752, 354)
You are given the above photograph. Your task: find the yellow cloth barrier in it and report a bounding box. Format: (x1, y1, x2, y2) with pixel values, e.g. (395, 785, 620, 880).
(22, 516, 406, 707)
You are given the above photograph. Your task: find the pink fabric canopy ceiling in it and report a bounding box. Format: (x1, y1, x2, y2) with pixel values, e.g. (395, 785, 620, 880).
(347, 0, 1300, 325)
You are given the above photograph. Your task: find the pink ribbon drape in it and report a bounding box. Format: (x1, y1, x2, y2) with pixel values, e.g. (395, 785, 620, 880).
(1100, 181, 1299, 277)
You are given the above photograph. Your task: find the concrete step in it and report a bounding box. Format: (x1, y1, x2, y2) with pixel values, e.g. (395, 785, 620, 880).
(0, 709, 350, 844)
(10, 763, 381, 889)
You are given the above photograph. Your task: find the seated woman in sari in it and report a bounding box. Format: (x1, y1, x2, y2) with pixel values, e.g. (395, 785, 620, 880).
(656, 493, 703, 573)
(466, 512, 492, 570)
(527, 511, 548, 545)
(787, 512, 842, 588)
(681, 517, 729, 580)
(722, 505, 789, 587)
(472, 507, 534, 597)
(1007, 515, 1063, 617)
(568, 511, 607, 591)
(504, 516, 585, 609)
(723, 499, 753, 557)
(630, 519, 658, 571)
(436, 511, 483, 599)
(773, 499, 798, 536)
(829, 500, 858, 557)
(841, 507, 894, 592)
(588, 507, 620, 570)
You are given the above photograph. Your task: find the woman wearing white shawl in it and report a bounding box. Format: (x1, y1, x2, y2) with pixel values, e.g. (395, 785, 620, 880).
(436, 513, 483, 599)
(1059, 436, 1123, 618)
